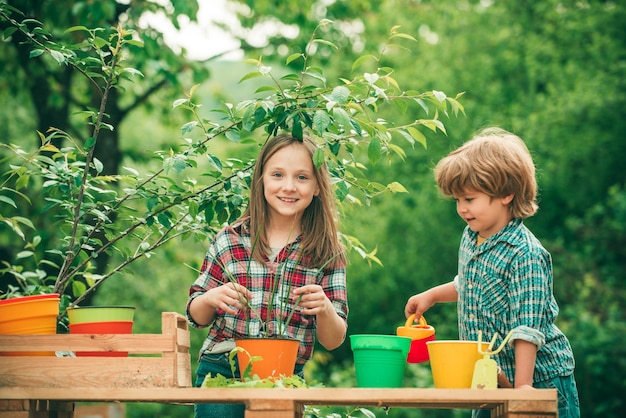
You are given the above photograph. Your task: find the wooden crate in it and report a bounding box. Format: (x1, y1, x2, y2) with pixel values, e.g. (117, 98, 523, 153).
(0, 312, 191, 389)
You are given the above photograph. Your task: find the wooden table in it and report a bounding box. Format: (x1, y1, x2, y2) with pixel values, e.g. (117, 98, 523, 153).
(0, 387, 558, 418)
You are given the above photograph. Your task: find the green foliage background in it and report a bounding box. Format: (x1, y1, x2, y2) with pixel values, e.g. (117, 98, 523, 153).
(2, 1, 625, 417)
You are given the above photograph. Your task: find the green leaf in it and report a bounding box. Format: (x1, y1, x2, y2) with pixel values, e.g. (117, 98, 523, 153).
(387, 181, 408, 193)
(181, 121, 198, 135)
(313, 110, 331, 133)
(335, 181, 349, 201)
(368, 138, 382, 164)
(331, 86, 350, 104)
(311, 39, 338, 49)
(332, 107, 352, 131)
(352, 54, 378, 72)
(254, 107, 267, 126)
(225, 130, 240, 143)
(3, 26, 18, 39)
(204, 203, 215, 224)
(85, 136, 96, 149)
(432, 90, 447, 103)
(49, 49, 65, 64)
(93, 158, 103, 174)
(64, 25, 89, 34)
(188, 200, 199, 219)
(172, 98, 187, 108)
(292, 120, 303, 140)
(16, 251, 34, 259)
(407, 127, 427, 148)
(396, 129, 415, 146)
(0, 195, 17, 208)
(238, 71, 262, 83)
(286, 53, 303, 65)
(157, 212, 172, 228)
(389, 33, 418, 42)
(29, 49, 44, 59)
(72, 280, 87, 298)
(254, 85, 276, 94)
(13, 216, 35, 230)
(313, 148, 325, 168)
(206, 154, 223, 172)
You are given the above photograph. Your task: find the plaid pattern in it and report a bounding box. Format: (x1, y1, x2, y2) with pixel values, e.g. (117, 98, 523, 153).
(187, 221, 348, 365)
(455, 218, 575, 383)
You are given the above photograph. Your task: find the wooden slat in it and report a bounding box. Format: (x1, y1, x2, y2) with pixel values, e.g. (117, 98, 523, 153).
(0, 387, 557, 406)
(0, 388, 558, 417)
(0, 358, 175, 388)
(0, 334, 174, 354)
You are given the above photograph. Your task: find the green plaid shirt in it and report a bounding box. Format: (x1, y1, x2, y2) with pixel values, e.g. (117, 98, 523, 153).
(187, 220, 348, 366)
(455, 218, 575, 383)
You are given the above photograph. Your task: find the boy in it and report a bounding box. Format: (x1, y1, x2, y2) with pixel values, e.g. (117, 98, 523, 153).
(404, 127, 580, 417)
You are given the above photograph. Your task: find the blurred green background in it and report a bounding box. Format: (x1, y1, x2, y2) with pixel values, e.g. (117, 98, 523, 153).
(1, 1, 625, 417)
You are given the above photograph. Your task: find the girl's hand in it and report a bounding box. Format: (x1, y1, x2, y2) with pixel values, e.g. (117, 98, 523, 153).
(205, 283, 252, 315)
(293, 284, 331, 316)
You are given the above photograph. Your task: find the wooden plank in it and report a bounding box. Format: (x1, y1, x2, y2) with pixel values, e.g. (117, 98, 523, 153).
(0, 387, 558, 405)
(161, 312, 191, 353)
(0, 388, 557, 418)
(0, 334, 174, 354)
(246, 399, 297, 418)
(0, 357, 175, 388)
(508, 399, 558, 414)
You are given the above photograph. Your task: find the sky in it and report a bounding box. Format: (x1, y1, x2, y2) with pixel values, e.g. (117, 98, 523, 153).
(142, 0, 244, 61)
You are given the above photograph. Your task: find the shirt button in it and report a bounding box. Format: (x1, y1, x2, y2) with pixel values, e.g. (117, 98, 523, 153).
(469, 314, 475, 320)
(468, 284, 473, 289)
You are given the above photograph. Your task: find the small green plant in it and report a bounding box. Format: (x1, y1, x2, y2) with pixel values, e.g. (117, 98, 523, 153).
(201, 349, 376, 418)
(201, 346, 310, 388)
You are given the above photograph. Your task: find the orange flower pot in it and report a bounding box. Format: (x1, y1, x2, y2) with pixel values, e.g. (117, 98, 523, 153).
(0, 294, 60, 356)
(235, 338, 299, 380)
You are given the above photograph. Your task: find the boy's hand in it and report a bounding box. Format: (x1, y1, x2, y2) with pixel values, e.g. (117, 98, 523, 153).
(404, 291, 435, 320)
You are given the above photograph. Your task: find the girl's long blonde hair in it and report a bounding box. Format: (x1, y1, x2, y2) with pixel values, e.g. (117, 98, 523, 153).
(240, 133, 346, 269)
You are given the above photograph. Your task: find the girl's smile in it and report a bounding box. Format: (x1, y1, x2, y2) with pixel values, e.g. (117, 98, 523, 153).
(263, 143, 320, 225)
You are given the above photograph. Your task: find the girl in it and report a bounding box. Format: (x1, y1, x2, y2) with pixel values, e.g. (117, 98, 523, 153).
(187, 133, 348, 418)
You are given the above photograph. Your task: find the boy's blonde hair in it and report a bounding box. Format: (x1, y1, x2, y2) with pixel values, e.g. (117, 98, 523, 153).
(434, 127, 538, 219)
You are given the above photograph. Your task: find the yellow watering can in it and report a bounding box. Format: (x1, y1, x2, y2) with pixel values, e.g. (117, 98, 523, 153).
(396, 314, 435, 363)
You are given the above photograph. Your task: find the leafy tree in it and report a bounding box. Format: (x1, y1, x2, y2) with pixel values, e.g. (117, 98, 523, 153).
(0, 0, 209, 289)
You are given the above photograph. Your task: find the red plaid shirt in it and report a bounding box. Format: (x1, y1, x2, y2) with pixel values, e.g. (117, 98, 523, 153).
(187, 221, 348, 365)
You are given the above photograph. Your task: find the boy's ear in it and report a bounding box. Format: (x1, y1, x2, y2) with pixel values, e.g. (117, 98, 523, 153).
(502, 194, 514, 205)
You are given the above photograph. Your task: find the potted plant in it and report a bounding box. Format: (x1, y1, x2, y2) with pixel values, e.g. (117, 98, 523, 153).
(0, 11, 217, 329)
(1, 7, 462, 356)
